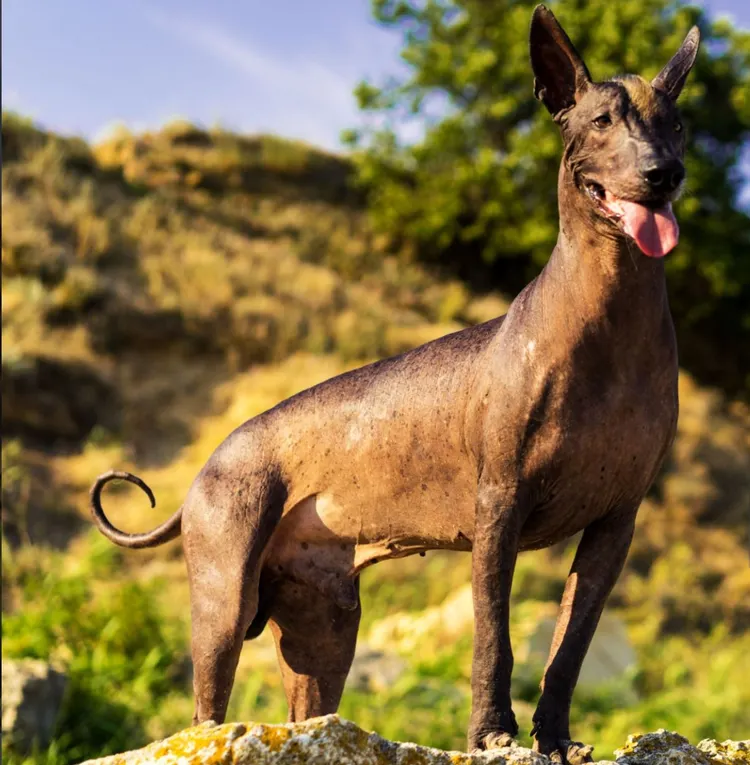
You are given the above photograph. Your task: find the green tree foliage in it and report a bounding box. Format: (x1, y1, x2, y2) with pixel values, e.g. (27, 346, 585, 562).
(347, 0, 750, 397)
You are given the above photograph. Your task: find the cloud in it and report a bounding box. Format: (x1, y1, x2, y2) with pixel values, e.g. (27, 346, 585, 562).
(140, 7, 357, 149)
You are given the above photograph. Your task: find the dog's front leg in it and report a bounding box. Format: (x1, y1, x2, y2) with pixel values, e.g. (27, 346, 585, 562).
(467, 480, 528, 752)
(532, 509, 636, 764)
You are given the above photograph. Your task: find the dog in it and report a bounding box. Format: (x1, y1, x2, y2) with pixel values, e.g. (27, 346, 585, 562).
(91, 6, 699, 762)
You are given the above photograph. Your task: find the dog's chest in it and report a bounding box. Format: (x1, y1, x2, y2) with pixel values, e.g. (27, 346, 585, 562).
(517, 360, 677, 543)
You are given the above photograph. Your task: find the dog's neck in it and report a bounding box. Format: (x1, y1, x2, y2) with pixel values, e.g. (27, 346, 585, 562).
(532, 162, 672, 342)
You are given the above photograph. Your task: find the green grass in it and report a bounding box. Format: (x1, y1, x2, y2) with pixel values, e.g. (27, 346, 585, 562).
(2, 533, 190, 764)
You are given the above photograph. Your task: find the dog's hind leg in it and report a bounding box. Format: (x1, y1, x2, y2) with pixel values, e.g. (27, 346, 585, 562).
(269, 578, 361, 721)
(183, 473, 285, 725)
(188, 561, 259, 724)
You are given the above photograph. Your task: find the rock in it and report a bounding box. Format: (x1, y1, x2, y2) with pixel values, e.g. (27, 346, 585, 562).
(346, 643, 409, 693)
(79, 715, 548, 764)
(523, 611, 636, 690)
(1, 658, 68, 754)
(614, 730, 750, 764)
(76, 716, 750, 765)
(368, 583, 475, 655)
(698, 738, 750, 764)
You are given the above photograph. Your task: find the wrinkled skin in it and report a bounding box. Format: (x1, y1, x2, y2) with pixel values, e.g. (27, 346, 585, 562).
(89, 6, 699, 764)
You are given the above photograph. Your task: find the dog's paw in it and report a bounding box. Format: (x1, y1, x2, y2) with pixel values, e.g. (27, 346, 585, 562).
(564, 741, 595, 764)
(471, 731, 520, 752)
(537, 739, 594, 764)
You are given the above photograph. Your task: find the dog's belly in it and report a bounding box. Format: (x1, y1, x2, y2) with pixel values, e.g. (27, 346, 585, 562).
(267, 453, 477, 581)
(263, 474, 475, 607)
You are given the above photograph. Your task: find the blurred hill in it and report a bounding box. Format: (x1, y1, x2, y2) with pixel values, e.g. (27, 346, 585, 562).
(1, 113, 749, 762)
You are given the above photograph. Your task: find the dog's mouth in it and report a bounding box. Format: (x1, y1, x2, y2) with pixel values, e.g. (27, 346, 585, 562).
(585, 181, 679, 258)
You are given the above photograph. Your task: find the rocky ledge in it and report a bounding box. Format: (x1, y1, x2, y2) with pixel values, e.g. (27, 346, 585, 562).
(78, 715, 749, 765)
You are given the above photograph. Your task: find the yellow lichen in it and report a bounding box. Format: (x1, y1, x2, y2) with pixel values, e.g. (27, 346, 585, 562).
(699, 739, 750, 765)
(147, 723, 238, 765)
(256, 724, 293, 752)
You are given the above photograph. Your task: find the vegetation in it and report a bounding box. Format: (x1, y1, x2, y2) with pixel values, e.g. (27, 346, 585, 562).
(1, 100, 748, 762)
(346, 0, 750, 398)
(2, 533, 188, 763)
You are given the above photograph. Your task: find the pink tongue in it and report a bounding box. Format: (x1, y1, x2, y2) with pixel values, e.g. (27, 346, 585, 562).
(616, 199, 679, 258)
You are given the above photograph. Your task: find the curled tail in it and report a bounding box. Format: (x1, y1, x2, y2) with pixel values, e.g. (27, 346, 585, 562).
(90, 470, 182, 549)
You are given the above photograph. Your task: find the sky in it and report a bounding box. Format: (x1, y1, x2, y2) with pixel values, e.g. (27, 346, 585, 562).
(2, 0, 749, 153)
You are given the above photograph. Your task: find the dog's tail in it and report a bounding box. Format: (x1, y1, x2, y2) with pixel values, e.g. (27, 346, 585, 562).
(90, 470, 182, 549)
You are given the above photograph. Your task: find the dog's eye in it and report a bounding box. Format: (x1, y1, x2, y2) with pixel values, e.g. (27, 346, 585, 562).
(674, 120, 683, 133)
(593, 114, 612, 129)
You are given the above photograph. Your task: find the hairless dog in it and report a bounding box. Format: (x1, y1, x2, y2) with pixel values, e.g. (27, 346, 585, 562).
(90, 7, 699, 762)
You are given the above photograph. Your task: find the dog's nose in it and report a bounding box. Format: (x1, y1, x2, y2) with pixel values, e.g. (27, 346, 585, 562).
(644, 161, 685, 193)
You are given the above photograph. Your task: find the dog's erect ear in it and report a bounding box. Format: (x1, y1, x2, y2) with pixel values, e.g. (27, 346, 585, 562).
(530, 5, 591, 119)
(652, 26, 701, 101)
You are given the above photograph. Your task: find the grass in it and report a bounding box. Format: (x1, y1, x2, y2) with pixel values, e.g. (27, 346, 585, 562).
(1, 533, 190, 764)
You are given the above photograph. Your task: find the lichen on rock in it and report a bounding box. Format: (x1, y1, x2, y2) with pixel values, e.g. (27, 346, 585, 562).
(613, 730, 750, 765)
(697, 738, 750, 765)
(77, 716, 749, 765)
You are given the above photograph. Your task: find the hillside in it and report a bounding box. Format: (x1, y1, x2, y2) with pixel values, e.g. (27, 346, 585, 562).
(1, 113, 749, 762)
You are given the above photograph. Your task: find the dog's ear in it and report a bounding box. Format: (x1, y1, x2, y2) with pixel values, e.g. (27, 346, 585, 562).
(652, 26, 701, 101)
(530, 5, 591, 119)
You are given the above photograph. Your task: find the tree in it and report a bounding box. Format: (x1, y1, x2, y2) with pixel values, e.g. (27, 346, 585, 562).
(346, 0, 750, 397)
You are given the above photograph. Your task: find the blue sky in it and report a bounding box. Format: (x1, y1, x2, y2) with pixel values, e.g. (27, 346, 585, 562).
(2, 0, 749, 152)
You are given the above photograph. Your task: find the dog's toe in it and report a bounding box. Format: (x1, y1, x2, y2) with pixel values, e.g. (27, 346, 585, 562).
(482, 731, 520, 750)
(563, 740, 595, 764)
(535, 737, 594, 764)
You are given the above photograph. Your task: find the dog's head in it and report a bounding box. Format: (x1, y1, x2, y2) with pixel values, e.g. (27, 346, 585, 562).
(530, 5, 700, 258)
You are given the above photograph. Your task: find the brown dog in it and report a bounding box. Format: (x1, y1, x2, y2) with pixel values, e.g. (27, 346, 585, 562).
(90, 6, 699, 762)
